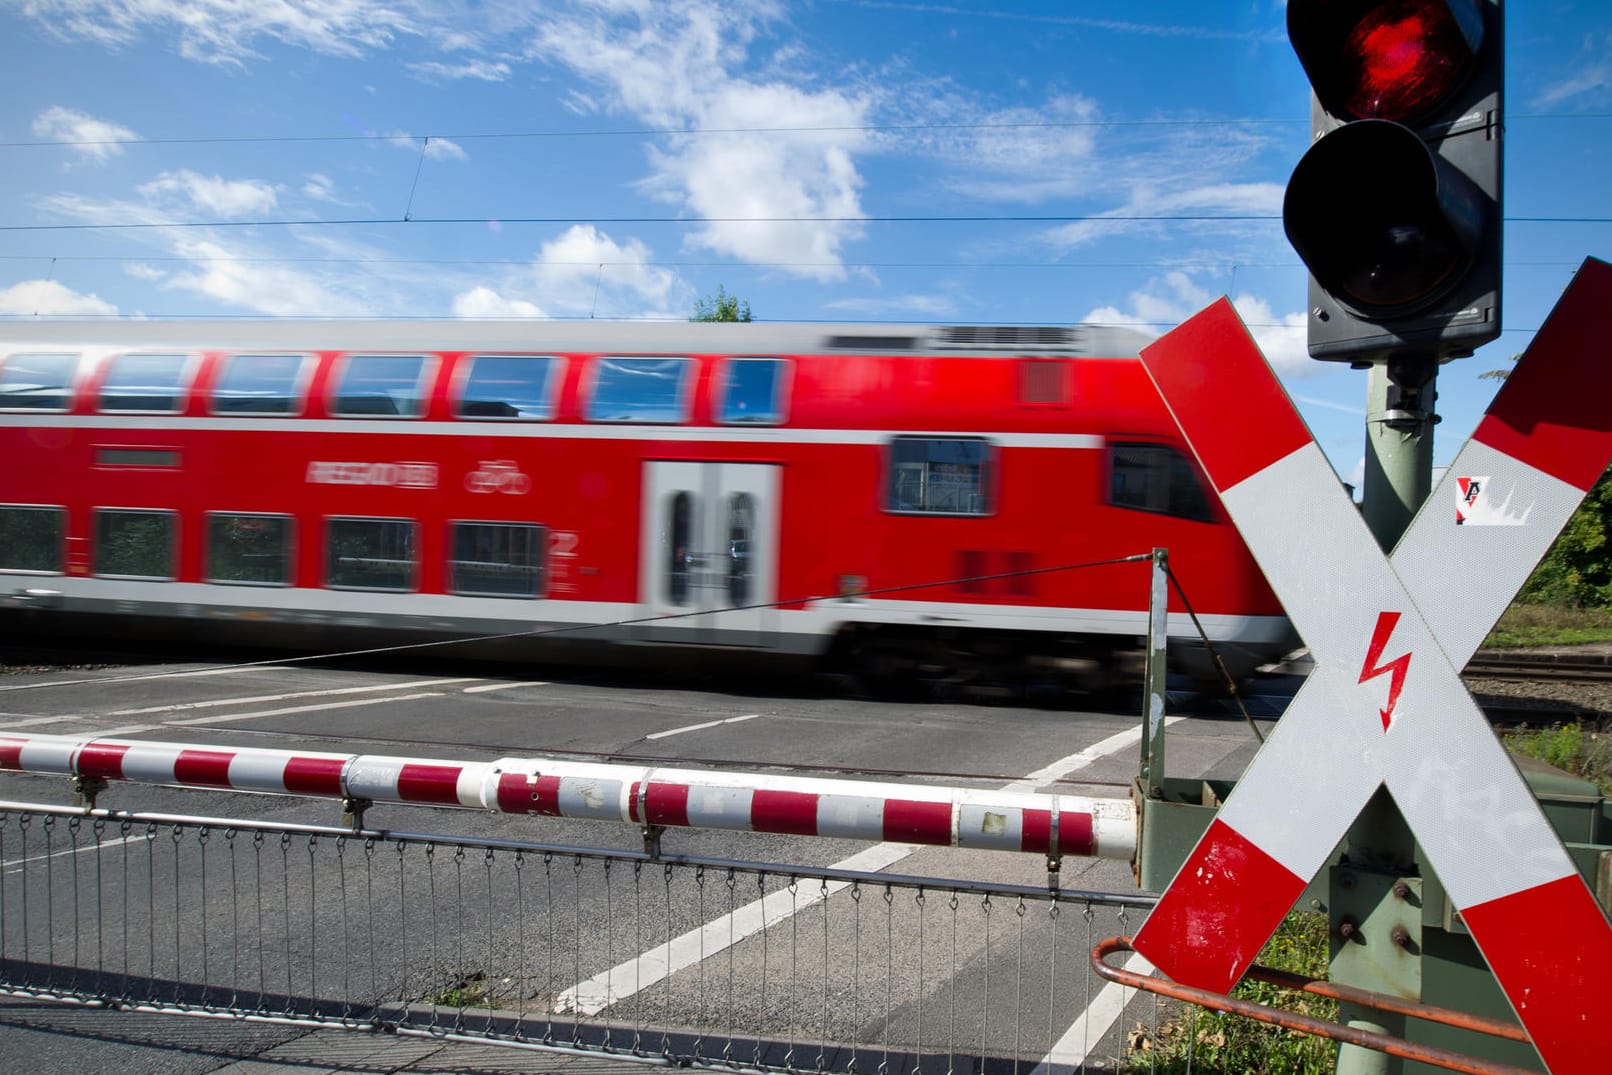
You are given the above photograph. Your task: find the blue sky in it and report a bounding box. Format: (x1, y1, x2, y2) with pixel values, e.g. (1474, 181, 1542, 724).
(1, 1, 1608, 483)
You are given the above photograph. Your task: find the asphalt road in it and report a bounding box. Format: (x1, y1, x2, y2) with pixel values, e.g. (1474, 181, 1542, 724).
(0, 654, 1286, 1073)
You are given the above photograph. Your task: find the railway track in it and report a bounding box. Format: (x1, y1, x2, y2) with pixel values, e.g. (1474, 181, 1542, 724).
(1463, 651, 1612, 686)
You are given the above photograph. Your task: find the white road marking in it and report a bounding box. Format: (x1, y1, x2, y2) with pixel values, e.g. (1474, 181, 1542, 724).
(106, 678, 481, 716)
(554, 718, 1180, 1030)
(462, 681, 547, 694)
(554, 841, 915, 1016)
(1, 833, 147, 875)
(97, 692, 444, 737)
(0, 714, 89, 732)
(644, 713, 759, 740)
(1029, 951, 1157, 1074)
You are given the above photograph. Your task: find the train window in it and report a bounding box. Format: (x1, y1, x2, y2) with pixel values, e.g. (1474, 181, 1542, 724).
(0, 506, 65, 573)
(94, 509, 177, 580)
(454, 355, 558, 420)
(212, 353, 309, 414)
(718, 358, 788, 424)
(330, 354, 432, 417)
(886, 437, 992, 516)
(326, 517, 418, 591)
(98, 353, 191, 413)
(207, 513, 293, 586)
(726, 493, 755, 605)
(588, 357, 691, 423)
(448, 522, 546, 597)
(0, 353, 79, 411)
(667, 491, 692, 605)
(1109, 443, 1214, 523)
(96, 448, 180, 467)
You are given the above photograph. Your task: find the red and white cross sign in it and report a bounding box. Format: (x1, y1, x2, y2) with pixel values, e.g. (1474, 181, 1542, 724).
(1130, 257, 1612, 1075)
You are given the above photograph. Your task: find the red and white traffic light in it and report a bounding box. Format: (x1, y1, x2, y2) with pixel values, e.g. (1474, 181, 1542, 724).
(1284, 0, 1503, 367)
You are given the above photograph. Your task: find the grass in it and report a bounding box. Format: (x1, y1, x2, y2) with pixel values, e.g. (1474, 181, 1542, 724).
(1483, 604, 1612, 648)
(425, 971, 489, 1009)
(1125, 911, 1337, 1074)
(1487, 601, 1612, 794)
(1504, 720, 1612, 795)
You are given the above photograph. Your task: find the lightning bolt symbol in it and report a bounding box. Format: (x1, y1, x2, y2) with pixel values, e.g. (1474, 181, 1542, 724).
(1359, 611, 1412, 732)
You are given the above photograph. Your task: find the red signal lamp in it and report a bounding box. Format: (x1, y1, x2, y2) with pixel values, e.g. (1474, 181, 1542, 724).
(1284, 0, 1501, 364)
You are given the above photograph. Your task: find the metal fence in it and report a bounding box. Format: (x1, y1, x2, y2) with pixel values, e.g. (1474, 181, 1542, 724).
(0, 800, 1160, 1074)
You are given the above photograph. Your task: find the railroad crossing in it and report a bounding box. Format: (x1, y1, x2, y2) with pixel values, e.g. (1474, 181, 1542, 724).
(1132, 258, 1612, 1075)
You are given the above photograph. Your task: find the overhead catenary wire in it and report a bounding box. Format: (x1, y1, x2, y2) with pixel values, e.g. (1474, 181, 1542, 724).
(4, 110, 1607, 152)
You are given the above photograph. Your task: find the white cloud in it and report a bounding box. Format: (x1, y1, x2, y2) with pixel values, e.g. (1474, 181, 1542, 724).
(452, 286, 548, 319)
(411, 59, 511, 82)
(1535, 33, 1612, 107)
(1229, 292, 1309, 379)
(529, 2, 871, 280)
(424, 137, 467, 161)
(303, 174, 339, 202)
(0, 279, 119, 316)
(159, 237, 369, 316)
(138, 170, 279, 217)
(31, 106, 139, 163)
(1081, 270, 1313, 378)
(1082, 271, 1211, 335)
(451, 224, 683, 319)
(386, 134, 468, 162)
(19, 0, 425, 65)
(824, 293, 959, 317)
(1043, 180, 1285, 253)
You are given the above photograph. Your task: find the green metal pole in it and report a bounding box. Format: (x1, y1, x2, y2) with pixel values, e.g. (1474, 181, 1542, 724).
(1334, 361, 1436, 1075)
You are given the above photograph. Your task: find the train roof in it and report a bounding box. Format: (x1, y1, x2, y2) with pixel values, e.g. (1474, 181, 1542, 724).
(0, 319, 1149, 358)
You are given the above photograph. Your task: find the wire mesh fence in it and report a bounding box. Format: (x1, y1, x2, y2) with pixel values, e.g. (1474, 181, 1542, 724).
(0, 801, 1161, 1074)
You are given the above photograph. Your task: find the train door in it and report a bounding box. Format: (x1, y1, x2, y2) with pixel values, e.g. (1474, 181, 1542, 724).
(641, 462, 780, 646)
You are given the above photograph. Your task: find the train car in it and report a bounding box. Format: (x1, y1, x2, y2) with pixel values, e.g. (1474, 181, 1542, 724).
(0, 320, 1295, 694)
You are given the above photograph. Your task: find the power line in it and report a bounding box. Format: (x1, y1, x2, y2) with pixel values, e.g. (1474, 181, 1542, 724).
(6, 111, 1607, 153)
(1, 252, 1589, 274)
(0, 311, 1562, 335)
(4, 213, 1608, 236)
(0, 117, 1305, 153)
(0, 213, 1284, 233)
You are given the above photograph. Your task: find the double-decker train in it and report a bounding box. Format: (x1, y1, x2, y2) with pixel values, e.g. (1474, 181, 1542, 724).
(0, 319, 1295, 694)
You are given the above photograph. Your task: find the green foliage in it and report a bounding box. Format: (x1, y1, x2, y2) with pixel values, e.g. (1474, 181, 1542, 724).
(1125, 912, 1337, 1074)
(1484, 604, 1612, 647)
(1505, 722, 1612, 795)
(1517, 464, 1612, 609)
(692, 285, 753, 322)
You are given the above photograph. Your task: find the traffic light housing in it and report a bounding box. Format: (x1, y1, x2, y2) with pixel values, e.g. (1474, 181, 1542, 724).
(1284, 0, 1503, 366)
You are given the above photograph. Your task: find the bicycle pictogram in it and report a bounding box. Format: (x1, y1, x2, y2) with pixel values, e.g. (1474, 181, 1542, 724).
(465, 460, 532, 495)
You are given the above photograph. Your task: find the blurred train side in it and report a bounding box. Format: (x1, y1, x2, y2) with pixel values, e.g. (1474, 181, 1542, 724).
(0, 320, 1295, 692)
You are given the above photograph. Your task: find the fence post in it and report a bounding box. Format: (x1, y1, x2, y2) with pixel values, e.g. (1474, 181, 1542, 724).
(1137, 547, 1169, 802)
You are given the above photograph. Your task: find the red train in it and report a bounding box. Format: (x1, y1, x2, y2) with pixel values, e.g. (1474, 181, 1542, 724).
(0, 320, 1294, 694)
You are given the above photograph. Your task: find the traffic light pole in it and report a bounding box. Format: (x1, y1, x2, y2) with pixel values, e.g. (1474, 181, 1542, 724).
(1336, 362, 1437, 1075)
(1361, 363, 1437, 549)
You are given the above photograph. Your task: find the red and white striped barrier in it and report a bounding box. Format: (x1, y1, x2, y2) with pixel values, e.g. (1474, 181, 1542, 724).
(0, 732, 1136, 861)
(1130, 258, 1612, 1075)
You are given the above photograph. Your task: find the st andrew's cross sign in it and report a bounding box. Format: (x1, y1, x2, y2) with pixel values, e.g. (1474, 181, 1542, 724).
(1130, 258, 1612, 1075)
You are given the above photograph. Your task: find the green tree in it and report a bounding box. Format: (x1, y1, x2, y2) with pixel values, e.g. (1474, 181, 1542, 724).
(691, 286, 752, 322)
(1520, 464, 1612, 607)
